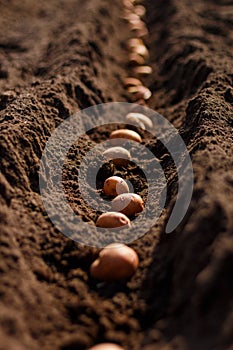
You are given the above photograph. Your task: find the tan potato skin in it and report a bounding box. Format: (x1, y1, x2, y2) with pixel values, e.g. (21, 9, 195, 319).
(124, 77, 142, 87)
(133, 65, 152, 75)
(88, 343, 124, 350)
(132, 86, 152, 101)
(133, 45, 149, 59)
(126, 112, 153, 129)
(103, 147, 131, 166)
(90, 243, 139, 281)
(134, 4, 146, 17)
(112, 193, 144, 217)
(103, 176, 129, 197)
(127, 37, 143, 49)
(96, 212, 131, 228)
(129, 52, 145, 65)
(110, 129, 142, 143)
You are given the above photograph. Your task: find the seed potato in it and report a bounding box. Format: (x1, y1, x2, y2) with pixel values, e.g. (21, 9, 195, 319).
(88, 344, 124, 350)
(112, 193, 144, 217)
(123, 0, 134, 10)
(133, 65, 152, 75)
(103, 147, 131, 166)
(124, 77, 142, 87)
(134, 5, 146, 17)
(127, 37, 143, 49)
(127, 117, 145, 130)
(133, 86, 152, 100)
(103, 176, 129, 197)
(123, 13, 139, 22)
(96, 212, 130, 228)
(90, 243, 139, 281)
(129, 52, 145, 66)
(126, 112, 153, 129)
(129, 20, 147, 31)
(127, 85, 142, 93)
(131, 43, 149, 58)
(110, 129, 142, 143)
(134, 98, 146, 106)
(127, 85, 151, 100)
(132, 26, 148, 38)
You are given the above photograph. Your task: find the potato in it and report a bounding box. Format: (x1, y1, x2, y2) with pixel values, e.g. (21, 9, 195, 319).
(123, 0, 134, 10)
(124, 77, 142, 87)
(133, 65, 152, 75)
(123, 12, 139, 22)
(131, 26, 148, 38)
(126, 117, 145, 130)
(134, 5, 146, 17)
(131, 43, 149, 58)
(110, 129, 142, 143)
(88, 343, 124, 350)
(134, 99, 146, 106)
(96, 212, 130, 228)
(130, 86, 151, 100)
(90, 243, 139, 281)
(129, 20, 147, 31)
(126, 112, 153, 129)
(103, 147, 131, 166)
(129, 52, 145, 66)
(127, 85, 152, 101)
(103, 176, 129, 197)
(127, 37, 143, 49)
(112, 193, 144, 217)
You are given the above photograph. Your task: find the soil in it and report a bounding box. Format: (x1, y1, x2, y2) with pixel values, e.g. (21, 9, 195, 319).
(0, 1, 233, 350)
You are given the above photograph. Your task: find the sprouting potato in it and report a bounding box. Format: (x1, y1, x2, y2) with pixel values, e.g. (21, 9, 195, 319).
(103, 176, 129, 197)
(112, 193, 144, 217)
(103, 147, 131, 166)
(90, 243, 139, 281)
(96, 212, 130, 228)
(126, 112, 153, 129)
(110, 129, 142, 143)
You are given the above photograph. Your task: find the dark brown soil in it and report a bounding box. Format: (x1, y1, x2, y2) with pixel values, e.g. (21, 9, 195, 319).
(0, 1, 233, 350)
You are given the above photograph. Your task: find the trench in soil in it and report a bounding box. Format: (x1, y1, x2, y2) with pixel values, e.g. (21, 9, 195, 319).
(0, 1, 233, 350)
